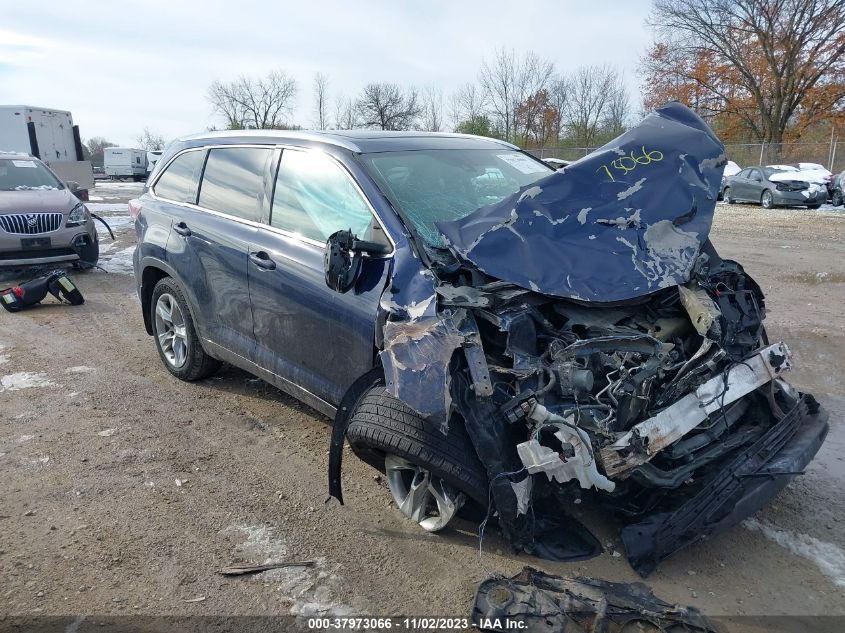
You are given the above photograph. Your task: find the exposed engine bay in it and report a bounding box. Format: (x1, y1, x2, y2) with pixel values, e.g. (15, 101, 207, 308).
(328, 102, 829, 576)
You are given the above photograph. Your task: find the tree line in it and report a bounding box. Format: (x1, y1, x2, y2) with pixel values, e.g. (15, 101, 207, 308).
(205, 48, 631, 149)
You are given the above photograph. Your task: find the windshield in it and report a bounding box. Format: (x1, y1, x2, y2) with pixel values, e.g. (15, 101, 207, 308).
(0, 158, 62, 191)
(359, 148, 552, 248)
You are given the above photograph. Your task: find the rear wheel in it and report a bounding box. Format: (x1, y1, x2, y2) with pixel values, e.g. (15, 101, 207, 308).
(346, 385, 489, 532)
(761, 189, 774, 209)
(151, 277, 220, 381)
(831, 190, 843, 207)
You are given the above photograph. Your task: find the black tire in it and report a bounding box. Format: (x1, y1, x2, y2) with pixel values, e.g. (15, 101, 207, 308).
(832, 190, 843, 207)
(761, 189, 774, 209)
(723, 187, 734, 204)
(807, 203, 822, 210)
(346, 385, 489, 506)
(150, 277, 220, 381)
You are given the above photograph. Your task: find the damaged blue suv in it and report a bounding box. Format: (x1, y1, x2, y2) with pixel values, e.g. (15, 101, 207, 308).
(133, 102, 828, 576)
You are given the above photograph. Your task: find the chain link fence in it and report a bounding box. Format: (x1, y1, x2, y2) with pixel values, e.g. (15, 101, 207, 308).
(525, 141, 844, 174)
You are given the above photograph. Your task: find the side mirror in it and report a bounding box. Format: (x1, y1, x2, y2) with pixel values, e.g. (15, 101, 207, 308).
(324, 229, 390, 293)
(66, 180, 80, 192)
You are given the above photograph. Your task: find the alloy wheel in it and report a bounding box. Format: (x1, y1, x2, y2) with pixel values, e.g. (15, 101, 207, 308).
(154, 293, 188, 368)
(384, 454, 465, 532)
(762, 190, 773, 209)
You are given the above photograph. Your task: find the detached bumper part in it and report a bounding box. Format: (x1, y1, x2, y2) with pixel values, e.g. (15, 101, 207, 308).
(621, 395, 828, 576)
(472, 566, 717, 633)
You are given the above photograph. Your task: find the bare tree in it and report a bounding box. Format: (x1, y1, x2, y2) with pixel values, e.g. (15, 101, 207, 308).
(603, 71, 630, 137)
(447, 92, 463, 132)
(479, 48, 555, 142)
(135, 128, 166, 151)
(313, 72, 330, 130)
(420, 86, 444, 131)
(208, 70, 298, 129)
(84, 137, 116, 167)
(356, 83, 422, 130)
(647, 0, 845, 143)
(566, 65, 621, 146)
(334, 94, 358, 129)
(548, 78, 569, 142)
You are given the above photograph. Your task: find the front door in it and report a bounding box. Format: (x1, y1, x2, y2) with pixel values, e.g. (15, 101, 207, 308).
(248, 148, 391, 406)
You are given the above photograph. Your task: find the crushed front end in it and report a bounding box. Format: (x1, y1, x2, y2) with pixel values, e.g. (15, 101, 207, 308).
(341, 102, 829, 575)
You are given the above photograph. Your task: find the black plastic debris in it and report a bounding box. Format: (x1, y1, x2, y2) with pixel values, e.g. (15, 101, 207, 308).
(438, 101, 726, 302)
(472, 566, 717, 633)
(1, 270, 84, 312)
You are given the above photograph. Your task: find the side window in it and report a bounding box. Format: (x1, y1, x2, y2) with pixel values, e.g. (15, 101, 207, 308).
(750, 169, 762, 182)
(152, 150, 206, 203)
(737, 169, 750, 179)
(271, 150, 384, 245)
(198, 147, 273, 222)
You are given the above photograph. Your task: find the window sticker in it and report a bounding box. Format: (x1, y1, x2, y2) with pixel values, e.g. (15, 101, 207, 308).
(496, 153, 547, 174)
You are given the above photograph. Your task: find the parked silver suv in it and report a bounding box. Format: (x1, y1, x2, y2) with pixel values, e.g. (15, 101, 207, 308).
(0, 152, 98, 268)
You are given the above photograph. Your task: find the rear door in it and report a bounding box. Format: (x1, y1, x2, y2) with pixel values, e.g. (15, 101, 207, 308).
(159, 145, 274, 360)
(748, 168, 765, 201)
(247, 147, 392, 407)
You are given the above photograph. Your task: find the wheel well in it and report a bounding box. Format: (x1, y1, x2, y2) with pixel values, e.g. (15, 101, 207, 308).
(141, 266, 169, 334)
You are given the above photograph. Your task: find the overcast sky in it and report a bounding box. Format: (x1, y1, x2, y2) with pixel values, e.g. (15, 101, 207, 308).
(0, 0, 654, 146)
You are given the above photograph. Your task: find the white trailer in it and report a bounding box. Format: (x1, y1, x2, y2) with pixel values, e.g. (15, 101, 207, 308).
(104, 147, 147, 181)
(0, 105, 94, 192)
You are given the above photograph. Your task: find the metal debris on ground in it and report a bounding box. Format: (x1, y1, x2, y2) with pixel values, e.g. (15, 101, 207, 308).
(218, 561, 316, 576)
(472, 566, 717, 633)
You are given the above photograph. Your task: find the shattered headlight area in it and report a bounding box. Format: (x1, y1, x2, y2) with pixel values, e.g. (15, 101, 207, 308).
(334, 102, 829, 576)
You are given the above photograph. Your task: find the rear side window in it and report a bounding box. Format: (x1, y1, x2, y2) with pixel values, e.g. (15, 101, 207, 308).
(198, 147, 273, 222)
(153, 150, 206, 203)
(271, 149, 380, 244)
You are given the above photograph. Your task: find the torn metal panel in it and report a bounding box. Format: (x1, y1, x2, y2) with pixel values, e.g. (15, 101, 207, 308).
(380, 313, 465, 422)
(600, 342, 793, 477)
(437, 102, 725, 302)
(472, 566, 717, 633)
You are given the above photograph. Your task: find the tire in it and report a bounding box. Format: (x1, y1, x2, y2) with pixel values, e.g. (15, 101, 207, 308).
(761, 189, 774, 209)
(831, 190, 843, 207)
(807, 203, 821, 210)
(346, 385, 489, 506)
(150, 277, 220, 381)
(723, 187, 734, 204)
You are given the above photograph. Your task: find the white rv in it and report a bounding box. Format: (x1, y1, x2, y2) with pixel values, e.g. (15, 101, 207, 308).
(0, 105, 94, 193)
(104, 147, 147, 181)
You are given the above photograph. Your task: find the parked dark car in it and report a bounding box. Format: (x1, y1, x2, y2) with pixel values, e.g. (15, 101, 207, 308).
(133, 103, 827, 576)
(723, 166, 827, 209)
(0, 152, 99, 268)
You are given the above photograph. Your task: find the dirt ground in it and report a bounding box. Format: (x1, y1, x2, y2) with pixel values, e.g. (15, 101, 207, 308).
(1, 182, 844, 628)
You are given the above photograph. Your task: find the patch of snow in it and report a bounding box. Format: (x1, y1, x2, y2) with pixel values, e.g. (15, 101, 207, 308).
(99, 246, 136, 274)
(1, 372, 56, 392)
(66, 366, 94, 373)
(744, 518, 845, 588)
(0, 355, 7, 365)
(18, 434, 34, 443)
(97, 428, 116, 437)
(222, 525, 352, 615)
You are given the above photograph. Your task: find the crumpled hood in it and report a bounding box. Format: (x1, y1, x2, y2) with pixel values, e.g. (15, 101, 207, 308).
(0, 188, 75, 214)
(437, 102, 726, 302)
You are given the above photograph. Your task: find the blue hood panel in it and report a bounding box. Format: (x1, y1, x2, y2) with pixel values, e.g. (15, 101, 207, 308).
(437, 102, 726, 302)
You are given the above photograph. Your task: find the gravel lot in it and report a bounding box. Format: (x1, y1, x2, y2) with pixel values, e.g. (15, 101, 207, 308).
(1, 183, 844, 627)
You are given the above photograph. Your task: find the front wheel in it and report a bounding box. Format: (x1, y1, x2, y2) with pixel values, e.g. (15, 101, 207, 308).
(761, 189, 774, 209)
(346, 385, 489, 532)
(723, 187, 734, 204)
(831, 190, 843, 207)
(151, 277, 220, 381)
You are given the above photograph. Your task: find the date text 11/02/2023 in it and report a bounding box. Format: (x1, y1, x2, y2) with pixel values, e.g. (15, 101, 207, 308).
(306, 617, 527, 630)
